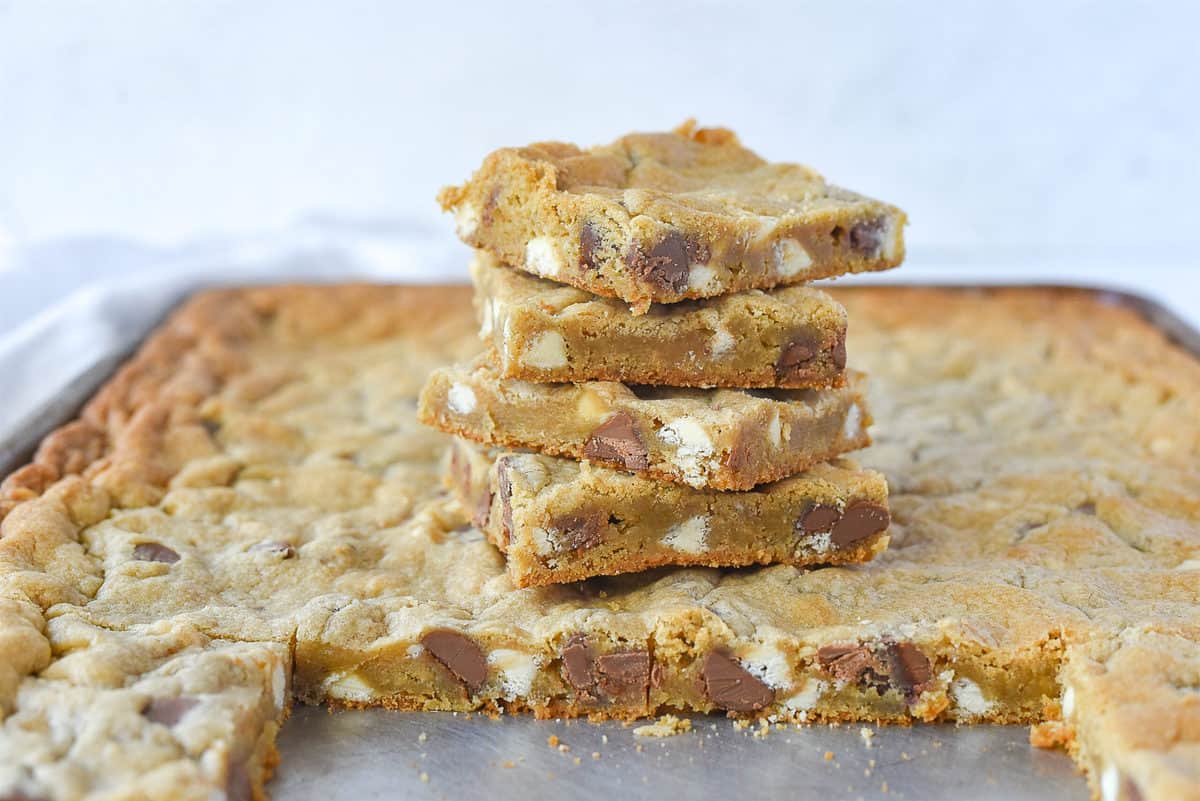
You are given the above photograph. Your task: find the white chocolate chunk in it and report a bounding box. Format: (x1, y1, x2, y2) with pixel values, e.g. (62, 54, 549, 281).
(1100, 764, 1121, 801)
(455, 203, 481, 238)
(406, 644, 425, 659)
(842, 402, 863, 441)
(773, 239, 813, 277)
(272, 660, 287, 712)
(447, 383, 477, 414)
(659, 417, 716, 486)
(951, 677, 994, 717)
(782, 678, 827, 712)
(488, 649, 537, 699)
(525, 237, 564, 278)
(1061, 685, 1076, 718)
(709, 326, 735, 357)
(767, 410, 783, 448)
(323, 671, 375, 703)
(687, 263, 718, 292)
(522, 331, 568, 369)
(662, 515, 709, 554)
(738, 642, 792, 689)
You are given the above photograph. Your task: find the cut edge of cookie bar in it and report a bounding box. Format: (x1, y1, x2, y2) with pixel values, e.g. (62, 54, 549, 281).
(470, 251, 849, 389)
(444, 438, 890, 587)
(1031, 625, 1200, 801)
(418, 358, 873, 491)
(293, 565, 1069, 729)
(439, 120, 906, 313)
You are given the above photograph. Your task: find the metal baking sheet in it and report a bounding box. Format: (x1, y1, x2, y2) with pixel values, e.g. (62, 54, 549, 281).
(7, 283, 1197, 801)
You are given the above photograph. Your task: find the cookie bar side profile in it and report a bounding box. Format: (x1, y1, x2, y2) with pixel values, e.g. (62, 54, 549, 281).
(439, 121, 906, 313)
(419, 359, 872, 490)
(471, 253, 849, 388)
(446, 439, 891, 587)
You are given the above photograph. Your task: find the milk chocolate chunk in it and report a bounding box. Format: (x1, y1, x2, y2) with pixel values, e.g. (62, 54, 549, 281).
(421, 630, 487, 691)
(776, 338, 817, 378)
(561, 635, 595, 691)
(831, 336, 847, 370)
(817, 643, 879, 684)
(627, 231, 689, 293)
(579, 222, 603, 270)
(799, 504, 841, 534)
(885, 641, 932, 700)
(497, 458, 515, 545)
(550, 511, 604, 551)
(583, 412, 649, 470)
(142, 696, 199, 727)
(830, 502, 890, 548)
(595, 650, 651, 700)
(132, 542, 180, 564)
(849, 218, 885, 256)
(700, 651, 774, 712)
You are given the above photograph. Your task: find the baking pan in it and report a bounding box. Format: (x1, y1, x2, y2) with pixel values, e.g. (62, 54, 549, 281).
(6, 284, 1196, 801)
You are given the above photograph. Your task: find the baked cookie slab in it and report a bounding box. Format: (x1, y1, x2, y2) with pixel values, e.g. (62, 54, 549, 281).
(470, 251, 848, 389)
(447, 438, 890, 587)
(419, 358, 871, 491)
(439, 121, 906, 313)
(1, 284, 1198, 801)
(0, 614, 289, 801)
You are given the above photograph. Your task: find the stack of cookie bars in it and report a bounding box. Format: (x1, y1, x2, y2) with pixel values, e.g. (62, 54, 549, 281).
(419, 122, 907, 588)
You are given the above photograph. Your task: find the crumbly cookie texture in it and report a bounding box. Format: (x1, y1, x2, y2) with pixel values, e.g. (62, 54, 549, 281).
(1, 285, 1198, 800)
(448, 439, 890, 587)
(0, 613, 290, 801)
(419, 357, 871, 491)
(439, 121, 906, 313)
(470, 251, 849, 388)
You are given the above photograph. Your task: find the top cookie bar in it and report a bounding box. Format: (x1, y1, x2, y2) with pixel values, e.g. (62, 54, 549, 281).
(439, 120, 906, 313)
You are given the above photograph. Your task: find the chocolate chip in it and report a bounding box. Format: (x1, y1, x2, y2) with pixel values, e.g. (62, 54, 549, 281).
(142, 696, 199, 727)
(831, 336, 847, 370)
(799, 504, 841, 534)
(583, 412, 649, 470)
(132, 542, 180, 564)
(595, 650, 651, 702)
(0, 791, 45, 801)
(200, 419, 221, 437)
(830, 502, 890, 548)
(497, 458, 515, 546)
(579, 222, 603, 271)
(818, 641, 931, 703)
(884, 642, 933, 701)
(724, 432, 755, 475)
(225, 759, 253, 801)
(421, 630, 487, 692)
(250, 540, 296, 559)
(550, 511, 605, 551)
(776, 338, 817, 379)
(700, 652, 774, 712)
(1076, 502, 1096, 515)
(561, 635, 595, 691)
(849, 218, 886, 256)
(626, 231, 689, 293)
(817, 644, 879, 684)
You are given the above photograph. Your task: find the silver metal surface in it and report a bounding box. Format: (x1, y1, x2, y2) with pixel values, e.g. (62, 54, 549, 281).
(8, 282, 1195, 801)
(275, 707, 1086, 801)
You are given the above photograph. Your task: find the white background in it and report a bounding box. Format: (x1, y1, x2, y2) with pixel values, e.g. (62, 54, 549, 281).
(0, 0, 1198, 333)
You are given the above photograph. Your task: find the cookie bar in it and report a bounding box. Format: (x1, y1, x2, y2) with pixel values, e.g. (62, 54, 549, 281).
(448, 439, 890, 586)
(419, 358, 871, 491)
(1041, 627, 1200, 801)
(0, 613, 290, 801)
(2, 284, 1199, 801)
(471, 251, 849, 388)
(439, 121, 906, 313)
